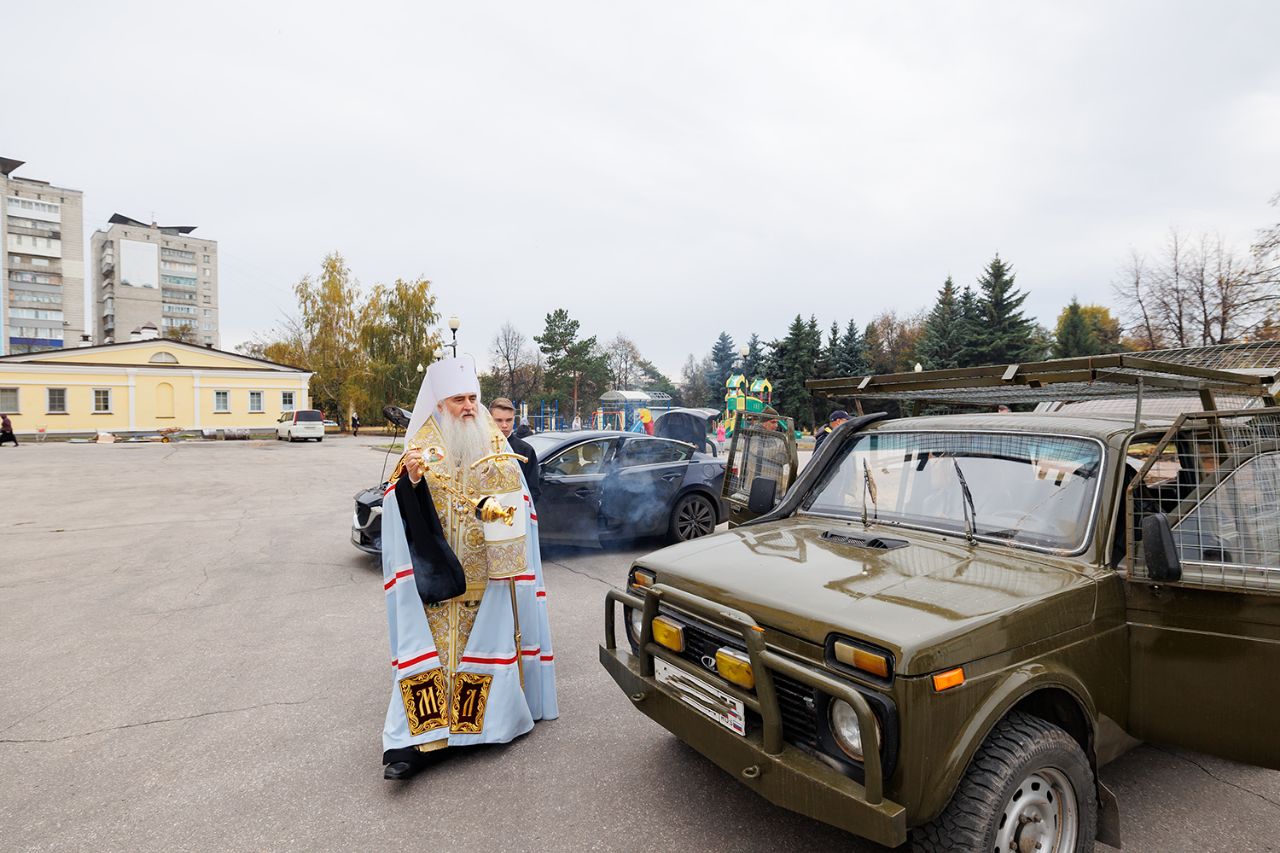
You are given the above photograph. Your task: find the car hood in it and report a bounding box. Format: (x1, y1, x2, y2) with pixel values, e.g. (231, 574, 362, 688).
(634, 518, 1097, 676)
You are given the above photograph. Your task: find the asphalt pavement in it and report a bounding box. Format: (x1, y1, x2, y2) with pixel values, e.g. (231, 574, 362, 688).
(1, 437, 1277, 852)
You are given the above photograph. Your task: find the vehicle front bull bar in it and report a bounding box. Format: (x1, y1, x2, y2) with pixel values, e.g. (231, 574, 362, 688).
(604, 583, 887, 805)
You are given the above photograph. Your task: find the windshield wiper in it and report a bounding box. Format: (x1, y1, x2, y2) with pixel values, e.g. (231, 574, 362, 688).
(951, 458, 978, 544)
(861, 459, 878, 527)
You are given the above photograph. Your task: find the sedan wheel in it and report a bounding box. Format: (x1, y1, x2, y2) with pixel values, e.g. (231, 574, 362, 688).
(669, 494, 716, 543)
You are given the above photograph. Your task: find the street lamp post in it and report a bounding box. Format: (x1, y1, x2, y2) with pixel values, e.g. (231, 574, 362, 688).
(448, 315, 460, 357)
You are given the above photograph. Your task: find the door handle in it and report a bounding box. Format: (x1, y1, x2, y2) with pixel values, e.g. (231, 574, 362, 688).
(574, 487, 594, 498)
(661, 473, 682, 482)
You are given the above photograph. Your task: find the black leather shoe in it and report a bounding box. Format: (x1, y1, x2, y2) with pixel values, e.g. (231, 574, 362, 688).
(383, 760, 422, 781)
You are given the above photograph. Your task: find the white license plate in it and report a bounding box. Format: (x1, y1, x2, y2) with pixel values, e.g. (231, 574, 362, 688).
(654, 658, 746, 736)
(351, 529, 362, 545)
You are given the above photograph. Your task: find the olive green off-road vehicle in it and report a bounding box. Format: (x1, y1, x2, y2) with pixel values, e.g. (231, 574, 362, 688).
(600, 344, 1280, 851)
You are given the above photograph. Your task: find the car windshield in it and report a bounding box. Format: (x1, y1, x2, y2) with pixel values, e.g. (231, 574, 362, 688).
(801, 431, 1103, 552)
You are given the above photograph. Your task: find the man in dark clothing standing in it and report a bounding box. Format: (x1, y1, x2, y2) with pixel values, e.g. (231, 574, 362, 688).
(0, 413, 18, 447)
(813, 409, 849, 452)
(489, 398, 540, 505)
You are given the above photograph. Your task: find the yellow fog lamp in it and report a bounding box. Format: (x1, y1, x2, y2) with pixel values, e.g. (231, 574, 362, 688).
(714, 647, 755, 690)
(651, 615, 686, 653)
(629, 569, 655, 591)
(833, 640, 891, 680)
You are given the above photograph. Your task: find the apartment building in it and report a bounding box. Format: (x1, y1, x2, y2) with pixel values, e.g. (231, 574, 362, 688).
(1, 157, 86, 355)
(91, 213, 220, 348)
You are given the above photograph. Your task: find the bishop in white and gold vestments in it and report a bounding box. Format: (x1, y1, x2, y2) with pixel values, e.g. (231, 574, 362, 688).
(380, 356, 557, 779)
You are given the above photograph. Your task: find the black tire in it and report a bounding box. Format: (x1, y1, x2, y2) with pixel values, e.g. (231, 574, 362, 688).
(316, 437, 323, 442)
(913, 711, 1096, 853)
(668, 493, 717, 543)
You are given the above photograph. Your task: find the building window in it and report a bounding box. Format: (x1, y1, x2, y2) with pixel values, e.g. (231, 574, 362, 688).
(149, 351, 179, 364)
(203, 254, 210, 263)
(203, 267, 211, 277)
(47, 388, 67, 413)
(202, 336, 213, 345)
(0, 387, 18, 413)
(93, 389, 112, 413)
(214, 390, 230, 413)
(281, 391, 295, 412)
(249, 391, 263, 412)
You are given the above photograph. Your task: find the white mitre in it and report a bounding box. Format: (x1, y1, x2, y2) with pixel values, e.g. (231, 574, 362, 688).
(404, 355, 481, 443)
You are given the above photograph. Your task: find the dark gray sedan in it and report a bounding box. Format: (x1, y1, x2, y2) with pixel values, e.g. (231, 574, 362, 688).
(352, 430, 726, 556)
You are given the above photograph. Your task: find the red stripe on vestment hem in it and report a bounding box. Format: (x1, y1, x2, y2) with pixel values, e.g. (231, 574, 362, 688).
(384, 482, 396, 497)
(461, 653, 519, 666)
(384, 568, 413, 590)
(396, 650, 439, 669)
(536, 590, 546, 598)
(508, 574, 536, 582)
(530, 513, 538, 521)
(540, 654, 555, 662)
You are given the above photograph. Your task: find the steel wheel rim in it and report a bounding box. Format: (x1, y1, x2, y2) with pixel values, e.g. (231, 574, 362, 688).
(993, 765, 1078, 853)
(677, 498, 715, 539)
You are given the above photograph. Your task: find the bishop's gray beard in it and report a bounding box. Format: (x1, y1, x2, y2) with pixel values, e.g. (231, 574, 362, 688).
(437, 409, 492, 469)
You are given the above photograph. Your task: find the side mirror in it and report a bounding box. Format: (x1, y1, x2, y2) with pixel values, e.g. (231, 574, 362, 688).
(1141, 513, 1183, 582)
(747, 477, 778, 516)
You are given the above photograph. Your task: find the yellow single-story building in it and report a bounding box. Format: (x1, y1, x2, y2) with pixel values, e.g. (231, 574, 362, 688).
(0, 338, 312, 436)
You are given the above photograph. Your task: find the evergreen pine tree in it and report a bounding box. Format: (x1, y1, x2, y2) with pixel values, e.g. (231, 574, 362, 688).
(705, 331, 737, 408)
(742, 333, 765, 377)
(956, 286, 983, 367)
(773, 315, 813, 429)
(916, 276, 964, 370)
(970, 255, 1037, 366)
(836, 319, 866, 376)
(1054, 298, 1102, 358)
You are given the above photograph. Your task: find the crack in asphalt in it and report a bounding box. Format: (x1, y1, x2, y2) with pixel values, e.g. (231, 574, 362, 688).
(0, 700, 312, 745)
(542, 555, 623, 590)
(1151, 745, 1280, 810)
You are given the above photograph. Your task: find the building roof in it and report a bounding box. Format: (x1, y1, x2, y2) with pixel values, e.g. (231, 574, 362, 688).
(0, 157, 24, 177)
(600, 389, 653, 402)
(0, 338, 306, 373)
(108, 213, 198, 235)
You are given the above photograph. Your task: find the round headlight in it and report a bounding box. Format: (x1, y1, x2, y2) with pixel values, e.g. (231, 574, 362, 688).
(829, 699, 879, 762)
(625, 607, 643, 646)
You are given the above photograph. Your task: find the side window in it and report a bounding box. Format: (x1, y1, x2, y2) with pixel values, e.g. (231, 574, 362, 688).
(545, 440, 613, 476)
(618, 439, 690, 467)
(1173, 451, 1280, 585)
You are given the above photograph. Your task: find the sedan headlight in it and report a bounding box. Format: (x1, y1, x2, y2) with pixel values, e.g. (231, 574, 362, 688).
(829, 699, 880, 762)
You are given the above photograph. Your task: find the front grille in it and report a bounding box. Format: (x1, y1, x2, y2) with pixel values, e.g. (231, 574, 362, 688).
(673, 616, 818, 750)
(356, 505, 371, 527)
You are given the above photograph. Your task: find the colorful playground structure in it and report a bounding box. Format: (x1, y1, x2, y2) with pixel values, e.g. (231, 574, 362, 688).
(723, 372, 773, 435)
(593, 389, 673, 431)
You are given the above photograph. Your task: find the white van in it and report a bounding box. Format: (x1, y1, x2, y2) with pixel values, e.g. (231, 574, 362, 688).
(276, 409, 325, 442)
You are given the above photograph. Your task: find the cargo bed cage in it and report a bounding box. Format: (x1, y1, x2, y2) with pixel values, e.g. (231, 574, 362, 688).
(603, 583, 888, 805)
(1124, 406, 1280, 593)
(807, 342, 1280, 411)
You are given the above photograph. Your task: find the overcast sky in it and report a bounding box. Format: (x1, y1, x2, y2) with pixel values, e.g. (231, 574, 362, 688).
(5, 1, 1278, 377)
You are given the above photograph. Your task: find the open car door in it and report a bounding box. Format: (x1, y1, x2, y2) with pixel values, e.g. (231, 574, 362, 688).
(1125, 409, 1280, 770)
(722, 411, 798, 527)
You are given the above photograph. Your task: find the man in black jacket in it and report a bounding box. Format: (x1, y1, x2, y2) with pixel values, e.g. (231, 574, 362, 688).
(813, 409, 849, 452)
(489, 398, 540, 505)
